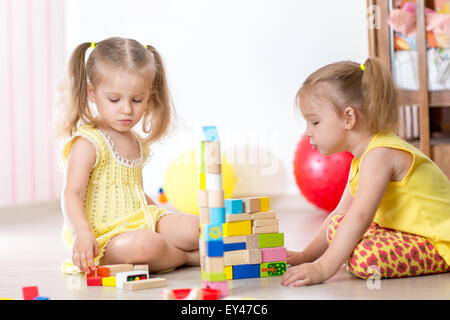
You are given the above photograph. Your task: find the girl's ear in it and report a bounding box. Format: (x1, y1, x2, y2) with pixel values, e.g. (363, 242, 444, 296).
(87, 83, 96, 103)
(343, 106, 356, 130)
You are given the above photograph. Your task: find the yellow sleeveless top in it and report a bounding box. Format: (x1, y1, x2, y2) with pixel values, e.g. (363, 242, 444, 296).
(348, 131, 450, 265)
(61, 125, 170, 270)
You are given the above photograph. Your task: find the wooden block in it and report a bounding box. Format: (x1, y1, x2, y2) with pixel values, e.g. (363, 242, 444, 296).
(199, 207, 210, 224)
(252, 225, 279, 234)
(101, 276, 116, 287)
(198, 190, 209, 208)
(22, 286, 39, 300)
(258, 233, 284, 248)
(259, 197, 270, 212)
(207, 163, 222, 174)
(199, 172, 206, 190)
(101, 264, 134, 276)
(86, 276, 102, 286)
(248, 249, 262, 264)
(260, 261, 287, 277)
(222, 220, 251, 237)
(232, 264, 260, 279)
(205, 173, 223, 190)
(97, 267, 110, 277)
(245, 234, 259, 249)
(202, 126, 220, 141)
(224, 266, 233, 280)
(241, 197, 260, 213)
(224, 249, 248, 266)
(225, 199, 243, 214)
(208, 190, 224, 208)
(253, 218, 278, 227)
(203, 280, 229, 298)
(116, 271, 150, 289)
(204, 257, 225, 273)
(123, 278, 167, 291)
(202, 270, 226, 282)
(205, 141, 221, 165)
(200, 239, 224, 257)
(223, 249, 261, 266)
(226, 213, 252, 222)
(200, 141, 206, 173)
(224, 242, 246, 251)
(250, 211, 276, 220)
(203, 224, 223, 241)
(133, 265, 149, 272)
(223, 235, 247, 244)
(210, 207, 225, 224)
(261, 247, 287, 262)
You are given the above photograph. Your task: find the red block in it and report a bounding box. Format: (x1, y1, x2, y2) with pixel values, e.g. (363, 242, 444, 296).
(22, 286, 39, 300)
(86, 276, 102, 286)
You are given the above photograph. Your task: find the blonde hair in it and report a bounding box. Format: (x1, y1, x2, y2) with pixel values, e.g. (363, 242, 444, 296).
(55, 37, 173, 145)
(296, 57, 398, 134)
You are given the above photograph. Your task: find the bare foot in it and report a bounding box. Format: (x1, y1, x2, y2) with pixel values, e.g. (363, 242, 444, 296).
(184, 249, 200, 267)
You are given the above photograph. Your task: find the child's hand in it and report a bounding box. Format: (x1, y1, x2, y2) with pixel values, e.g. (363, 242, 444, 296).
(281, 262, 328, 287)
(286, 250, 307, 266)
(72, 230, 99, 274)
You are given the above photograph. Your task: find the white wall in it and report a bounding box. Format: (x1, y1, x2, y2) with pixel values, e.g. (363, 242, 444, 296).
(64, 0, 368, 198)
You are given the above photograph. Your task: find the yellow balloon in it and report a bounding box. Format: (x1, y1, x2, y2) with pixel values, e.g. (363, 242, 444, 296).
(163, 150, 237, 215)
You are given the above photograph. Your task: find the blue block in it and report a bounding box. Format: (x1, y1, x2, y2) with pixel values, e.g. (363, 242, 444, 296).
(210, 207, 225, 224)
(202, 126, 220, 141)
(203, 224, 223, 241)
(233, 264, 261, 279)
(33, 296, 50, 300)
(224, 242, 246, 252)
(206, 240, 224, 257)
(225, 199, 243, 214)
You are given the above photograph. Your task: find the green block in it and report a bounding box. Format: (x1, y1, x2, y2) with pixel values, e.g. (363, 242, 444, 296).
(260, 261, 287, 277)
(200, 141, 206, 173)
(201, 270, 226, 282)
(258, 233, 284, 248)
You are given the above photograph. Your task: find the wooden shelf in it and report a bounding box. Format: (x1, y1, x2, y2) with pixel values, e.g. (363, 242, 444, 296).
(398, 90, 450, 107)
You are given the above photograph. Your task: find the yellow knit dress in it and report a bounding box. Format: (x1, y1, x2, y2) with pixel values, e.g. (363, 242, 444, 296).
(348, 131, 450, 265)
(60, 125, 171, 274)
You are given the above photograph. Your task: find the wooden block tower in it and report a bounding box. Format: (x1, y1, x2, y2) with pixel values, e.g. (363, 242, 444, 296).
(199, 126, 228, 297)
(198, 126, 286, 295)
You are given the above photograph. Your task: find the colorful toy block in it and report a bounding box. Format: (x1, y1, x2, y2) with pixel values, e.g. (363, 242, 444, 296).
(226, 213, 252, 222)
(259, 197, 270, 212)
(133, 264, 149, 272)
(86, 276, 103, 286)
(252, 225, 279, 234)
(123, 278, 167, 291)
(201, 270, 226, 282)
(222, 220, 252, 237)
(101, 276, 116, 287)
(199, 172, 206, 190)
(260, 261, 287, 277)
(200, 239, 224, 257)
(101, 264, 134, 276)
(203, 224, 223, 241)
(210, 207, 225, 224)
(204, 256, 225, 273)
(225, 199, 243, 214)
(198, 190, 209, 208)
(22, 286, 39, 300)
(208, 190, 224, 208)
(203, 280, 229, 298)
(202, 126, 220, 141)
(241, 197, 260, 213)
(261, 247, 287, 262)
(33, 296, 50, 300)
(258, 233, 284, 248)
(205, 173, 223, 190)
(116, 271, 150, 289)
(224, 242, 246, 251)
(253, 218, 279, 227)
(224, 266, 233, 280)
(224, 249, 261, 266)
(233, 264, 261, 279)
(199, 207, 210, 224)
(162, 287, 221, 300)
(250, 211, 276, 220)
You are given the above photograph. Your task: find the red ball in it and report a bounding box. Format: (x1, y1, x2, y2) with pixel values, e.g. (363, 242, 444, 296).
(293, 135, 354, 213)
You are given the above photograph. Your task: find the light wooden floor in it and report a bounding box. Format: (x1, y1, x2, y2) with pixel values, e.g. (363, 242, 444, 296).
(1, 196, 449, 300)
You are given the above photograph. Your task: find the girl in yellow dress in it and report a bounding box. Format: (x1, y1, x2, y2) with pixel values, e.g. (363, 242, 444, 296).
(57, 37, 199, 274)
(282, 57, 450, 287)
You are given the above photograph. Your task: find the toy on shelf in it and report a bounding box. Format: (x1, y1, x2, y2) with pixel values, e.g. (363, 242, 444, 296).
(84, 264, 167, 291)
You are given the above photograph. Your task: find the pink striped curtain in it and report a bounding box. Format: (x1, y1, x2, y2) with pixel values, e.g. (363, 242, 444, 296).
(0, 0, 65, 206)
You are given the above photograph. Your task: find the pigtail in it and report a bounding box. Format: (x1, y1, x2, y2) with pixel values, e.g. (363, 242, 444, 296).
(143, 45, 174, 144)
(361, 57, 398, 133)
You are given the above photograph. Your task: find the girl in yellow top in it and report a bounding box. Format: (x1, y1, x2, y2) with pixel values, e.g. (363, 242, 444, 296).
(56, 37, 199, 274)
(282, 57, 450, 287)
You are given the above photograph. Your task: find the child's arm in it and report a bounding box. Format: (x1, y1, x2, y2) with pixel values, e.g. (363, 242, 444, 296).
(287, 175, 354, 265)
(282, 148, 393, 286)
(61, 137, 98, 273)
